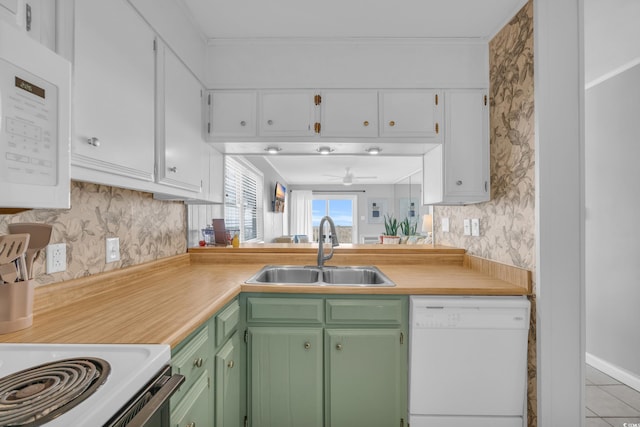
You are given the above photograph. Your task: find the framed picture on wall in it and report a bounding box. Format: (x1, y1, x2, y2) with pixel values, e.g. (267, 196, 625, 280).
(367, 198, 388, 224)
(399, 198, 419, 219)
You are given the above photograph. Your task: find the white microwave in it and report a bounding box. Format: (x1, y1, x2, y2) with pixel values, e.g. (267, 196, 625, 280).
(0, 20, 71, 209)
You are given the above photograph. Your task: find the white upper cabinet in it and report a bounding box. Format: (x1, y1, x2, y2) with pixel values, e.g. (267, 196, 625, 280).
(379, 90, 442, 139)
(259, 90, 316, 136)
(319, 90, 378, 137)
(423, 89, 489, 205)
(156, 42, 203, 192)
(71, 0, 155, 182)
(209, 90, 257, 138)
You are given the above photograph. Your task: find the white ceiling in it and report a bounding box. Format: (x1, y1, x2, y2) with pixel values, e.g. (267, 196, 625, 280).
(182, 0, 528, 40)
(261, 155, 423, 186)
(181, 0, 527, 185)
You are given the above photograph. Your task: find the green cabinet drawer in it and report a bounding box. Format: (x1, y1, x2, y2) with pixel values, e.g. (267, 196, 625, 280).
(247, 297, 324, 324)
(326, 299, 403, 325)
(216, 299, 240, 346)
(171, 326, 210, 407)
(171, 372, 211, 427)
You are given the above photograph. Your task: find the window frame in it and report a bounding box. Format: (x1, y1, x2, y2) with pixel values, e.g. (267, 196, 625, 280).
(224, 156, 264, 243)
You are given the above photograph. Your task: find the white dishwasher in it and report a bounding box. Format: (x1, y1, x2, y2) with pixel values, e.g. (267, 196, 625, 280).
(409, 296, 530, 427)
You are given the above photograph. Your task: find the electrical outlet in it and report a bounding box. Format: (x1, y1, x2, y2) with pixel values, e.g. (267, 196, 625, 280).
(46, 243, 66, 274)
(463, 219, 471, 236)
(106, 237, 120, 263)
(441, 217, 450, 232)
(471, 218, 480, 237)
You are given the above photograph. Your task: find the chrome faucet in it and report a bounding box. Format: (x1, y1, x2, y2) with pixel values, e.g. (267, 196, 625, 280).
(317, 216, 339, 267)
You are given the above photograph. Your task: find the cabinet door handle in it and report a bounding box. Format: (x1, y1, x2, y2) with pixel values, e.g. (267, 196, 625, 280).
(389, 120, 395, 127)
(168, 166, 177, 173)
(87, 137, 100, 147)
(267, 119, 273, 125)
(240, 120, 246, 126)
(193, 357, 203, 368)
(435, 122, 439, 134)
(227, 360, 235, 369)
(304, 342, 311, 350)
(456, 180, 463, 186)
(186, 422, 196, 427)
(336, 344, 343, 351)
(363, 121, 369, 127)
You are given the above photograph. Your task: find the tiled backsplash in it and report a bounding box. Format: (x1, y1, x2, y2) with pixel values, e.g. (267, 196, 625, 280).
(0, 181, 187, 286)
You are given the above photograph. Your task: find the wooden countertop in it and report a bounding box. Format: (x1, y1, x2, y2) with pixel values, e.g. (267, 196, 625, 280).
(0, 247, 531, 349)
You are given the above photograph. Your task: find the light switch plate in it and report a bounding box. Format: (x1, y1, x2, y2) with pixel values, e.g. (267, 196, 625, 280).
(441, 217, 450, 232)
(106, 237, 120, 263)
(471, 218, 480, 237)
(463, 219, 471, 236)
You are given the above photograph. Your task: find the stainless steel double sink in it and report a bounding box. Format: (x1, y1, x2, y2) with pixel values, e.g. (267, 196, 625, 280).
(245, 265, 395, 287)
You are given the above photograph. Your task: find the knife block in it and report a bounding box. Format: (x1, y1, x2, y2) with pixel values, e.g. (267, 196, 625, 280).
(0, 279, 34, 334)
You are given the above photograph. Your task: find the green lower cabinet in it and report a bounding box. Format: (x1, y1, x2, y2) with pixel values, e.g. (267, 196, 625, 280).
(248, 327, 324, 427)
(325, 329, 405, 427)
(171, 372, 212, 427)
(216, 331, 242, 427)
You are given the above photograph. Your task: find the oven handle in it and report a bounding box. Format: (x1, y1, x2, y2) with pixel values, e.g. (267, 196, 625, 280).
(123, 373, 185, 427)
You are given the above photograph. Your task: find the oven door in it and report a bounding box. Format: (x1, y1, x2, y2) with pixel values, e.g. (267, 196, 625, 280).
(105, 365, 184, 427)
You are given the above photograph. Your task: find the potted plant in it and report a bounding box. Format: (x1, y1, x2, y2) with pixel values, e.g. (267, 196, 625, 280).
(382, 214, 401, 244)
(399, 217, 418, 237)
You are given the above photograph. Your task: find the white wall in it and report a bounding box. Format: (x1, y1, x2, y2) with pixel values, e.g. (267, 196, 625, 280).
(205, 39, 488, 89)
(585, 64, 640, 383)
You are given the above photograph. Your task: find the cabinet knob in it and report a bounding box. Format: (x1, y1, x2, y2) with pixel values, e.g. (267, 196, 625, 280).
(168, 166, 177, 173)
(186, 422, 196, 427)
(193, 357, 203, 368)
(267, 119, 273, 125)
(240, 120, 246, 126)
(363, 121, 369, 127)
(304, 342, 311, 350)
(456, 180, 463, 186)
(389, 120, 395, 127)
(336, 344, 343, 351)
(227, 360, 235, 369)
(87, 137, 100, 147)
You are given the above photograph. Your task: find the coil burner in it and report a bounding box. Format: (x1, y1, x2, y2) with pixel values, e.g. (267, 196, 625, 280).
(0, 357, 110, 426)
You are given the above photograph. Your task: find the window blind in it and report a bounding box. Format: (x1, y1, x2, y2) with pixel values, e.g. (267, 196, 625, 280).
(224, 156, 264, 242)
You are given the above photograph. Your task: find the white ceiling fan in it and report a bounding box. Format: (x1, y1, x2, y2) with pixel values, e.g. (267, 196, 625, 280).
(323, 167, 378, 186)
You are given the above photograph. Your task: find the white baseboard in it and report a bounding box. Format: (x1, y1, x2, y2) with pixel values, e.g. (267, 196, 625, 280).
(586, 352, 640, 392)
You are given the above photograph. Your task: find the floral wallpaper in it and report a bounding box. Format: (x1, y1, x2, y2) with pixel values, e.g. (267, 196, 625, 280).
(433, 1, 536, 425)
(0, 181, 187, 286)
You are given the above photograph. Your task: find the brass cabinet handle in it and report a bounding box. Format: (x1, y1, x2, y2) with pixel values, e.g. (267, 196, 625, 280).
(304, 342, 311, 350)
(363, 121, 369, 127)
(227, 360, 235, 369)
(186, 422, 196, 427)
(87, 137, 100, 147)
(240, 120, 246, 126)
(193, 357, 203, 368)
(435, 122, 439, 134)
(389, 120, 395, 127)
(336, 344, 343, 351)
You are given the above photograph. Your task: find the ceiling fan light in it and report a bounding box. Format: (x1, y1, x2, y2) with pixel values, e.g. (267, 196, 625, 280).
(265, 146, 282, 154)
(366, 147, 381, 155)
(317, 146, 334, 155)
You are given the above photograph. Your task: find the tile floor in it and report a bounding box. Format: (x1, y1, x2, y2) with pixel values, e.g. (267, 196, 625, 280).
(586, 364, 640, 427)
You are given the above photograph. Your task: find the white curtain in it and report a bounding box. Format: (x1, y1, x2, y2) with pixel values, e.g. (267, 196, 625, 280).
(289, 190, 313, 240)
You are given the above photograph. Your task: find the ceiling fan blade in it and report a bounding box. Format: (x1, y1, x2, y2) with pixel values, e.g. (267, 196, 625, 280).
(354, 176, 377, 179)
